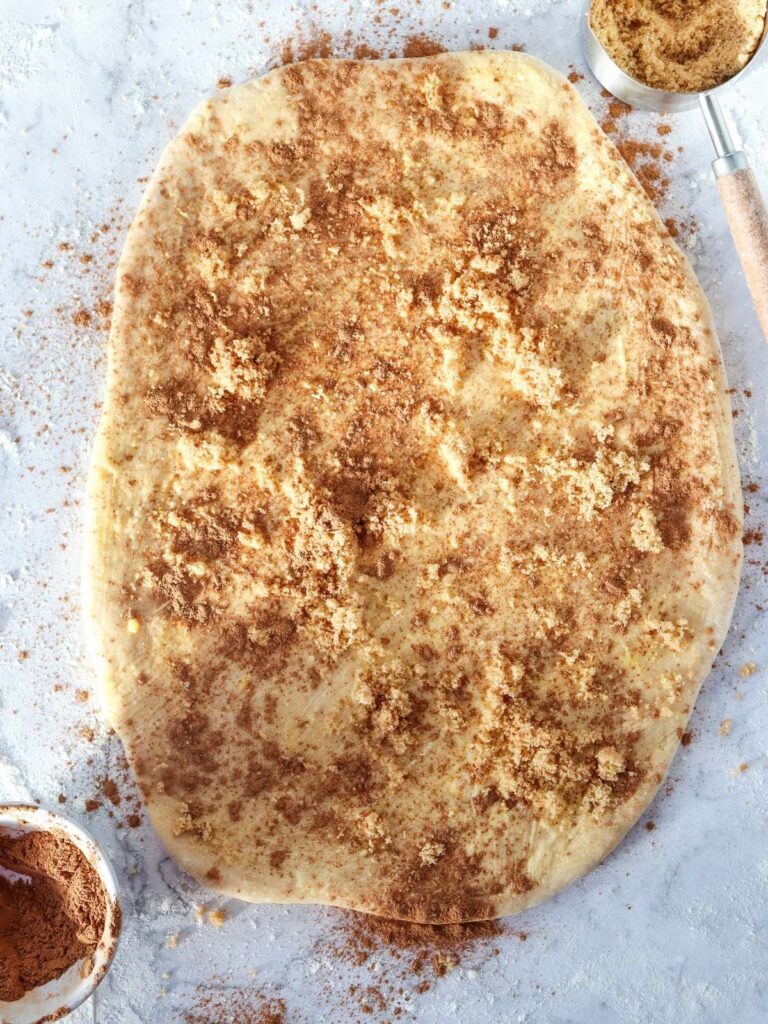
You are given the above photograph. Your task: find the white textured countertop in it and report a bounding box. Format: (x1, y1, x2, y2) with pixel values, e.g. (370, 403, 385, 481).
(1, 2, 767, 1022)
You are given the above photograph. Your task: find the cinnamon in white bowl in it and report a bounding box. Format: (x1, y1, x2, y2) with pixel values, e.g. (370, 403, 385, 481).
(0, 825, 114, 1003)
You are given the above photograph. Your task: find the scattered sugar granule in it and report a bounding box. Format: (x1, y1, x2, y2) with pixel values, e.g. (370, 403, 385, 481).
(419, 841, 446, 866)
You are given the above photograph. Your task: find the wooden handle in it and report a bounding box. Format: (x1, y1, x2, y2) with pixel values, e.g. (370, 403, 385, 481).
(716, 167, 768, 340)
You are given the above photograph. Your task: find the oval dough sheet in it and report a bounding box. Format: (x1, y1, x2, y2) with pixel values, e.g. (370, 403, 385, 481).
(85, 52, 742, 923)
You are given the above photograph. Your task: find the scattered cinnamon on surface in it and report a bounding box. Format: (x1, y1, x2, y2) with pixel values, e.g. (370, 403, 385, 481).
(337, 910, 506, 962)
(402, 34, 448, 57)
(664, 217, 679, 238)
(593, 89, 679, 208)
(72, 308, 92, 327)
(353, 42, 383, 60)
(101, 777, 121, 806)
(663, 214, 697, 243)
(184, 990, 289, 1024)
(208, 907, 226, 928)
(616, 138, 670, 202)
(0, 826, 113, 1002)
(312, 912, 508, 1016)
(279, 29, 333, 65)
(607, 98, 631, 123)
(274, 25, 450, 66)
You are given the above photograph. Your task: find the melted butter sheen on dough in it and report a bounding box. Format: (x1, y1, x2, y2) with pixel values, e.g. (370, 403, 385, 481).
(85, 53, 742, 923)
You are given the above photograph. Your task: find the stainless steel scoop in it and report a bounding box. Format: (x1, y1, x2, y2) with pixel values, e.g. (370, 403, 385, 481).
(581, 0, 768, 339)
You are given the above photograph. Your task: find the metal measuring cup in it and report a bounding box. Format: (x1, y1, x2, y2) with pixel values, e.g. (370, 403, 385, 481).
(581, 0, 768, 339)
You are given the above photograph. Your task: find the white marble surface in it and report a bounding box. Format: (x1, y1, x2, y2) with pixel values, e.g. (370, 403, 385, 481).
(1, 2, 767, 1022)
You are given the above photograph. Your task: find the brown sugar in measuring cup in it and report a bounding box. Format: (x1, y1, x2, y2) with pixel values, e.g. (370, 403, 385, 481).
(582, 0, 768, 340)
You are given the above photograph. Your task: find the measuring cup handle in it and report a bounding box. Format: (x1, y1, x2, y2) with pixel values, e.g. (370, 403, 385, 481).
(716, 166, 768, 341)
(699, 93, 768, 341)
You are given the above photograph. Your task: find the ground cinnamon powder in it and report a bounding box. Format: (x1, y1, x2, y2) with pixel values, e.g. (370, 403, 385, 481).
(0, 827, 109, 1002)
(314, 912, 512, 1017)
(184, 990, 288, 1023)
(180, 915, 511, 1020)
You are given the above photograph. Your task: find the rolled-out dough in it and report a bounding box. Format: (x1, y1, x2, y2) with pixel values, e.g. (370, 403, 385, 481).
(85, 52, 742, 922)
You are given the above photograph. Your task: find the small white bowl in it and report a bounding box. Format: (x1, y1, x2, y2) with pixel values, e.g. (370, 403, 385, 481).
(0, 804, 121, 1024)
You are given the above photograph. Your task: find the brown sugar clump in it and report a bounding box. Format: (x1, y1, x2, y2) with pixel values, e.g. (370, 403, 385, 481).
(590, 0, 767, 92)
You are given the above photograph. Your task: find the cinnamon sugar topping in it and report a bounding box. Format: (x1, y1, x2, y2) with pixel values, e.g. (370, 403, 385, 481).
(88, 51, 742, 923)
